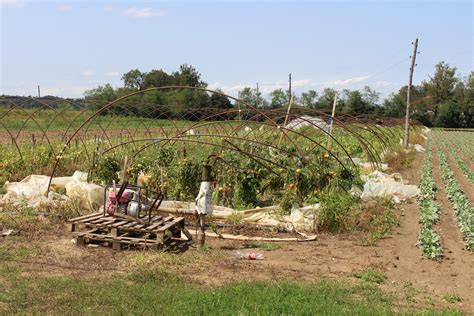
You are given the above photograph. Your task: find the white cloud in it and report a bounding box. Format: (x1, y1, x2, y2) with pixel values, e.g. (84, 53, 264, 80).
(105, 6, 165, 19)
(58, 4, 73, 12)
(0, 0, 25, 7)
(328, 76, 370, 86)
(292, 79, 311, 87)
(122, 7, 164, 18)
(81, 69, 95, 77)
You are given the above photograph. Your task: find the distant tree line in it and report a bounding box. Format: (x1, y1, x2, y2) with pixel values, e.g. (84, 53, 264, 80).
(235, 62, 473, 128)
(1, 62, 472, 127)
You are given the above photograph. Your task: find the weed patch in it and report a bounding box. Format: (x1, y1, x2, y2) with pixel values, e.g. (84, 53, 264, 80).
(354, 268, 387, 284)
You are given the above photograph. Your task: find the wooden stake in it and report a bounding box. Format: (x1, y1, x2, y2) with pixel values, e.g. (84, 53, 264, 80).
(327, 93, 338, 151)
(278, 94, 294, 145)
(329, 93, 338, 136)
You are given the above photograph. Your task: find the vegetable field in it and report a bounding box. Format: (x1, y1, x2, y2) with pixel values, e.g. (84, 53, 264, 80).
(1, 95, 473, 313)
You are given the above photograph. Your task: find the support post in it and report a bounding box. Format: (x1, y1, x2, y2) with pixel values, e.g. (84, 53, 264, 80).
(328, 93, 338, 136)
(404, 38, 419, 149)
(195, 164, 212, 246)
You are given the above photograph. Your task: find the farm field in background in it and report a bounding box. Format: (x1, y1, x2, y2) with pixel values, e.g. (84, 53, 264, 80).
(1, 100, 473, 313)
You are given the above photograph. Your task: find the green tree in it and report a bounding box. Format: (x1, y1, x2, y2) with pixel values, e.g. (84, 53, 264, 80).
(452, 72, 474, 127)
(172, 64, 207, 87)
(237, 87, 267, 108)
(317, 88, 338, 109)
(382, 93, 405, 117)
(143, 69, 173, 88)
(423, 61, 459, 116)
(434, 101, 461, 127)
(361, 86, 380, 107)
(84, 84, 117, 103)
(209, 89, 232, 109)
(340, 89, 372, 114)
(121, 69, 144, 90)
(269, 89, 288, 108)
(300, 90, 318, 108)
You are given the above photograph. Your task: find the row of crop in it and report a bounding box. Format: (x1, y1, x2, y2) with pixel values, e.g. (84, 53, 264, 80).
(416, 138, 443, 260)
(446, 145, 474, 184)
(448, 131, 474, 164)
(437, 147, 474, 251)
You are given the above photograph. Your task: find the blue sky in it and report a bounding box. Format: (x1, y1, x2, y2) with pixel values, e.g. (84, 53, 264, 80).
(1, 0, 472, 99)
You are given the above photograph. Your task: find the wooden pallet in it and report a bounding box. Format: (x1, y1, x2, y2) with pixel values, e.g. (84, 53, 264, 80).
(68, 212, 192, 250)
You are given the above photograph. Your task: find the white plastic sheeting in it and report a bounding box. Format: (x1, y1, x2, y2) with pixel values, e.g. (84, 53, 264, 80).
(286, 115, 330, 133)
(0, 172, 104, 211)
(360, 171, 419, 201)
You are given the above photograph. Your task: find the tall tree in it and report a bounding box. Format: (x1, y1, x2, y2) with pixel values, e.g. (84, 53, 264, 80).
(269, 89, 288, 108)
(317, 88, 338, 109)
(121, 69, 144, 90)
(237, 87, 267, 108)
(172, 64, 207, 87)
(84, 84, 116, 102)
(341, 89, 372, 114)
(209, 89, 232, 109)
(423, 61, 459, 116)
(143, 69, 173, 88)
(300, 90, 318, 108)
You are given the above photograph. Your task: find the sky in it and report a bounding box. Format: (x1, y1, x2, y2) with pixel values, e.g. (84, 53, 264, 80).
(0, 0, 472, 100)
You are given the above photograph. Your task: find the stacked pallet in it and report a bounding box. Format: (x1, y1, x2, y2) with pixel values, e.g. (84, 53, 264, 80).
(68, 212, 192, 250)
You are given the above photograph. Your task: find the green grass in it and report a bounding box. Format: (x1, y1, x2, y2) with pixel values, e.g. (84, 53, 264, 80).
(0, 244, 42, 261)
(242, 241, 282, 251)
(354, 268, 387, 284)
(443, 293, 462, 304)
(0, 263, 462, 315)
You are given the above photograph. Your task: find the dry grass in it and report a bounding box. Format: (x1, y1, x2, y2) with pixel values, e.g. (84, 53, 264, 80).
(410, 131, 425, 145)
(384, 146, 415, 172)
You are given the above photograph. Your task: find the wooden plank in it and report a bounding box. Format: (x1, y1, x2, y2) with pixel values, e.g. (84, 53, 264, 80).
(156, 217, 185, 232)
(143, 220, 168, 231)
(67, 212, 102, 223)
(110, 220, 129, 228)
(90, 217, 111, 224)
(96, 218, 119, 227)
(145, 216, 174, 231)
(75, 214, 104, 223)
(121, 221, 138, 229)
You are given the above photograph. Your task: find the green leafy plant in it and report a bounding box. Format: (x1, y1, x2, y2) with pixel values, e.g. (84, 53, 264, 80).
(354, 268, 387, 284)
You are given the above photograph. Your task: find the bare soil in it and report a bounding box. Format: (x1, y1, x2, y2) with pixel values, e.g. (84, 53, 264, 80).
(2, 151, 473, 313)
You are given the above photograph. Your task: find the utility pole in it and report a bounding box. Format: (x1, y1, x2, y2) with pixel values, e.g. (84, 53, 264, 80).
(37, 85, 41, 98)
(404, 38, 419, 149)
(288, 73, 292, 104)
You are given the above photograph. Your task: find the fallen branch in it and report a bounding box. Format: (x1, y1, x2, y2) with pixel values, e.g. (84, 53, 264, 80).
(186, 229, 317, 242)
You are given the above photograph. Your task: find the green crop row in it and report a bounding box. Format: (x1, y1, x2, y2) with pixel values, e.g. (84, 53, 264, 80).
(416, 138, 443, 260)
(446, 145, 474, 184)
(437, 148, 474, 251)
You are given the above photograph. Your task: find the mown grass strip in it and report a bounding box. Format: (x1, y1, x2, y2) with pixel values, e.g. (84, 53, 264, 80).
(0, 263, 461, 315)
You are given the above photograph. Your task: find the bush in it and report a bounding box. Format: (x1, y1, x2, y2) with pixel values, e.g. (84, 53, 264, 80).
(317, 187, 356, 232)
(93, 156, 120, 185)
